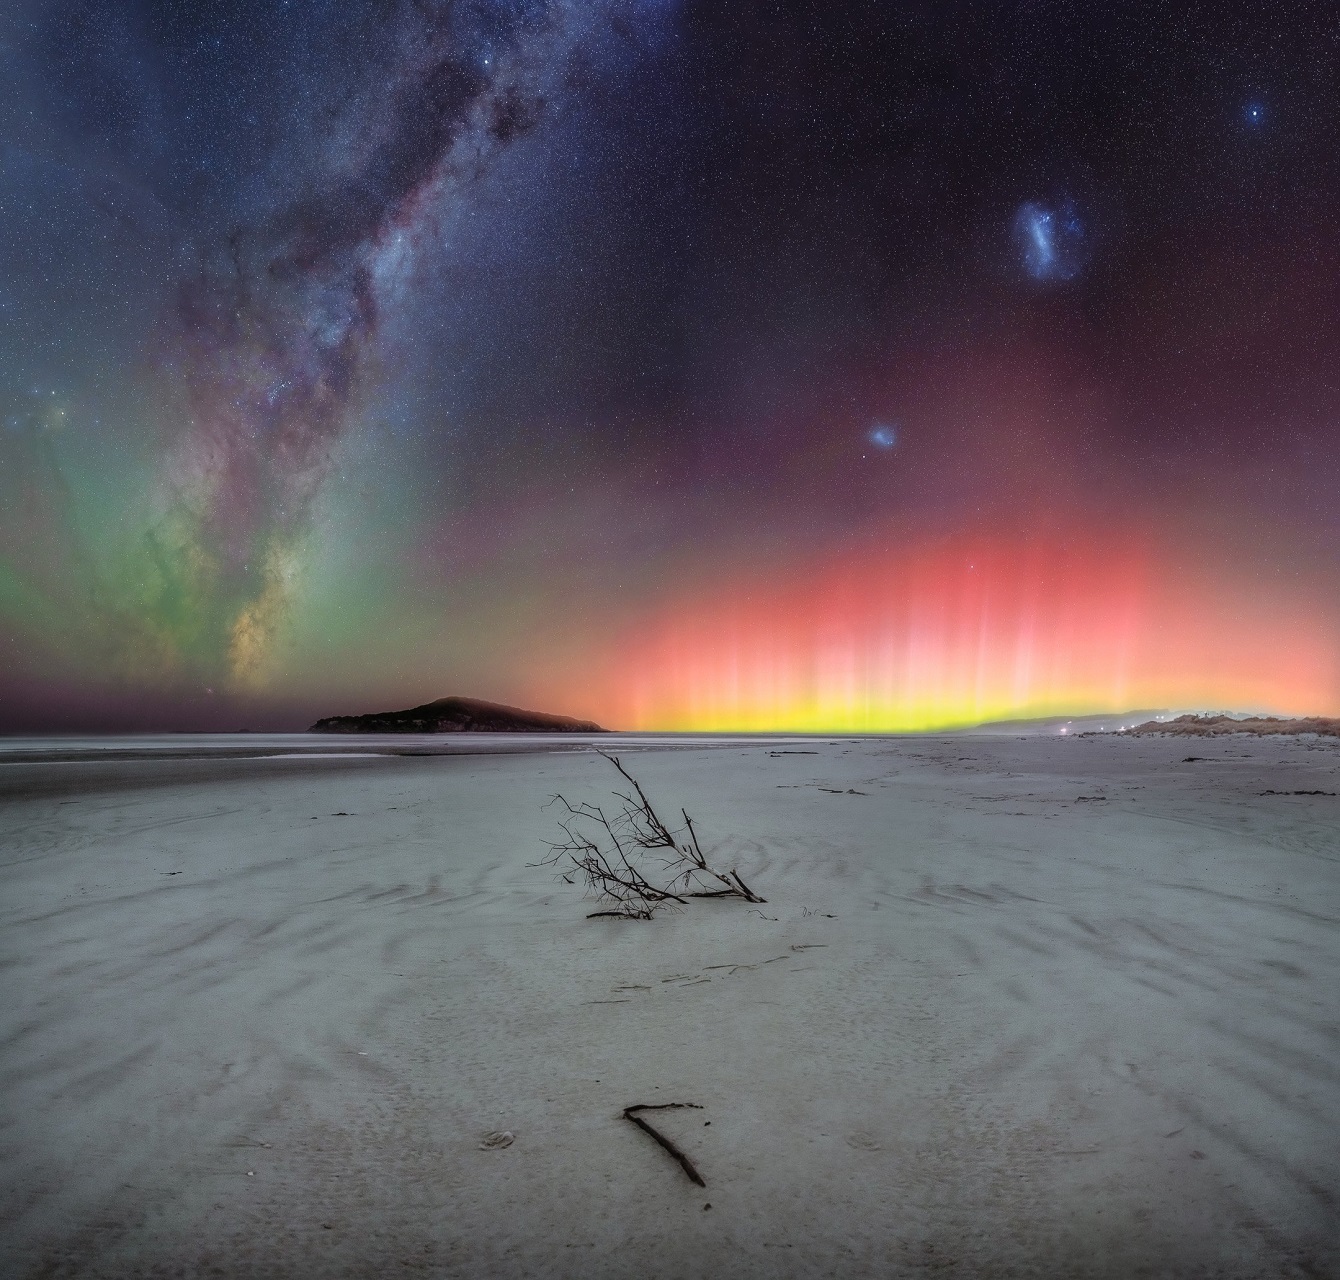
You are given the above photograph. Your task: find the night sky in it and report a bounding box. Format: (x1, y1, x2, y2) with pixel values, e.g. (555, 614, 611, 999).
(2, 1, 1338, 732)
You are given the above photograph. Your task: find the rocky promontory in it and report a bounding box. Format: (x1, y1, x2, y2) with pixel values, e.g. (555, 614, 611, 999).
(310, 696, 606, 734)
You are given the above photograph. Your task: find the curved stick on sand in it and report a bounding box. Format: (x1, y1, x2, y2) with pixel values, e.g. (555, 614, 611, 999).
(622, 1103, 707, 1186)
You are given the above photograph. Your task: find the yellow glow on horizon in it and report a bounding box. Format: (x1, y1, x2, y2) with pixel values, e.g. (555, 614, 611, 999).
(565, 533, 1338, 732)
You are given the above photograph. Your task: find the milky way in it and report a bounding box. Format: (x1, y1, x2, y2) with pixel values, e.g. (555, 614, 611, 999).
(152, 3, 585, 684)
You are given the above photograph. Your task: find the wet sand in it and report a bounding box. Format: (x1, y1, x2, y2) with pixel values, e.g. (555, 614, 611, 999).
(1, 733, 1337, 1277)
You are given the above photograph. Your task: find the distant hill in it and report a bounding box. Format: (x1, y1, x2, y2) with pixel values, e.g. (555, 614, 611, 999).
(1122, 713, 1340, 738)
(969, 710, 1166, 735)
(310, 696, 606, 734)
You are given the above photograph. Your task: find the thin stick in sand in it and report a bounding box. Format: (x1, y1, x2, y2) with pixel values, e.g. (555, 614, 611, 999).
(622, 1103, 707, 1187)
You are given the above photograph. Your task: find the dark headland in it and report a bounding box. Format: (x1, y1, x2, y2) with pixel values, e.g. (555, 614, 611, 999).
(309, 696, 606, 734)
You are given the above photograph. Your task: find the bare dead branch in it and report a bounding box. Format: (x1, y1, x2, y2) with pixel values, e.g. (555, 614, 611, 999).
(622, 1103, 707, 1186)
(540, 754, 766, 918)
(681, 810, 708, 867)
(728, 868, 765, 903)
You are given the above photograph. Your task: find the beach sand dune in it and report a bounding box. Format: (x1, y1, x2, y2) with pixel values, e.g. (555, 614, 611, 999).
(1, 734, 1337, 1277)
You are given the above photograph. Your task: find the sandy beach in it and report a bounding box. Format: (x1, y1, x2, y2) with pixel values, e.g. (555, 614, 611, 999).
(1, 732, 1337, 1278)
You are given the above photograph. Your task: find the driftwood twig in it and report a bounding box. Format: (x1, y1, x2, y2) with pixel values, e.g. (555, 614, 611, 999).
(622, 1103, 706, 1186)
(536, 753, 765, 917)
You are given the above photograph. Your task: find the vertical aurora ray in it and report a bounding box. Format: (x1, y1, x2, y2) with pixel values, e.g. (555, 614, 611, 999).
(568, 533, 1339, 731)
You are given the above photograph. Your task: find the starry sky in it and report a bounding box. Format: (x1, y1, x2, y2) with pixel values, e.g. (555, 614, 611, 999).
(2, 0, 1338, 732)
